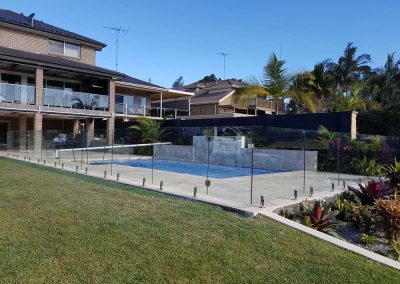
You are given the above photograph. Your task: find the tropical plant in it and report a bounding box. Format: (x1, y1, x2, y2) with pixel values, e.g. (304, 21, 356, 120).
(361, 233, 379, 245)
(335, 197, 357, 221)
(287, 73, 317, 113)
(351, 157, 385, 178)
(308, 62, 333, 112)
(300, 200, 338, 231)
(367, 53, 400, 107)
(71, 96, 98, 109)
(234, 53, 289, 114)
(327, 83, 367, 112)
(348, 181, 394, 205)
(201, 128, 214, 137)
(130, 117, 165, 143)
(327, 42, 371, 95)
(392, 238, 400, 261)
(317, 125, 336, 148)
(376, 197, 400, 238)
(387, 158, 400, 189)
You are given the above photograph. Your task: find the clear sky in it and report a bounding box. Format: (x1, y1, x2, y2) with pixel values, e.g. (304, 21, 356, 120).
(2, 0, 399, 87)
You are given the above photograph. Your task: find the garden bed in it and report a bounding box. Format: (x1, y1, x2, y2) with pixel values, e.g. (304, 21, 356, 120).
(278, 169, 400, 262)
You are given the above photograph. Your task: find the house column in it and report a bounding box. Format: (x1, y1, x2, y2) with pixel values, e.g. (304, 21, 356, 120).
(86, 118, 94, 147)
(107, 80, 115, 145)
(73, 119, 79, 139)
(34, 67, 44, 153)
(19, 114, 27, 151)
(35, 67, 43, 106)
(33, 113, 43, 153)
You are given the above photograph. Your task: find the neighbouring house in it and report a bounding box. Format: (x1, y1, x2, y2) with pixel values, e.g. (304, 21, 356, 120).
(0, 9, 192, 149)
(152, 79, 287, 119)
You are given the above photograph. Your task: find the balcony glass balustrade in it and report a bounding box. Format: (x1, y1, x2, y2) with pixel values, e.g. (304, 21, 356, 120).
(43, 88, 109, 111)
(0, 83, 35, 105)
(115, 95, 147, 115)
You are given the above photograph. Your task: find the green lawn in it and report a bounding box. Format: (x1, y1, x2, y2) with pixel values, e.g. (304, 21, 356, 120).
(0, 158, 399, 283)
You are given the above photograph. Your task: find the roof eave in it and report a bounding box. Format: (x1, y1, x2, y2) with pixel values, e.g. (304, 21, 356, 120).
(0, 21, 106, 50)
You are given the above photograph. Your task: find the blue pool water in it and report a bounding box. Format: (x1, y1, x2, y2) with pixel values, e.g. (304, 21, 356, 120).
(98, 159, 281, 179)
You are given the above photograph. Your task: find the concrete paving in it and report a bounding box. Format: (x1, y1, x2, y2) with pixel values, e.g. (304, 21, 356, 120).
(4, 149, 364, 207)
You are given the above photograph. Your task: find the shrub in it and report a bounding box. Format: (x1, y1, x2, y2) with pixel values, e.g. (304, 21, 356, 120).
(348, 181, 394, 205)
(375, 197, 400, 238)
(300, 200, 338, 231)
(387, 158, 400, 190)
(361, 233, 379, 245)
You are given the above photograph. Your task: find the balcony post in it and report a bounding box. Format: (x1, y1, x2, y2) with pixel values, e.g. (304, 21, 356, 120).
(160, 92, 163, 118)
(107, 80, 116, 145)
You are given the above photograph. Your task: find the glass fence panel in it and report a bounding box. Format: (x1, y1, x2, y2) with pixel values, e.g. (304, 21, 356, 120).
(4, 125, 399, 210)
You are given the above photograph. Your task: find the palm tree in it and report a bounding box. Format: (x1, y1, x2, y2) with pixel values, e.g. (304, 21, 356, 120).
(130, 117, 165, 143)
(308, 62, 333, 112)
(263, 53, 289, 114)
(287, 73, 317, 114)
(367, 53, 400, 106)
(327, 83, 367, 112)
(71, 96, 98, 109)
(327, 42, 371, 95)
(234, 53, 289, 114)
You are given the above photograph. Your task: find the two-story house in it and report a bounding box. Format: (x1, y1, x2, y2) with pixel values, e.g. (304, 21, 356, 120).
(153, 79, 287, 119)
(0, 9, 192, 150)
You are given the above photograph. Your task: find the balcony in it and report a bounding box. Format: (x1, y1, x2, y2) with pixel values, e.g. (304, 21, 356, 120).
(246, 98, 287, 114)
(0, 83, 35, 105)
(116, 103, 189, 119)
(43, 88, 109, 111)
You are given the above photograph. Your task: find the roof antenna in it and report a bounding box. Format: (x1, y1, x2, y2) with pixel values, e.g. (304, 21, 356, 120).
(27, 13, 35, 26)
(104, 26, 129, 71)
(217, 52, 229, 80)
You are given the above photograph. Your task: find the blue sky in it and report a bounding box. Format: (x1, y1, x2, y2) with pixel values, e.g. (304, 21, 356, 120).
(2, 0, 399, 87)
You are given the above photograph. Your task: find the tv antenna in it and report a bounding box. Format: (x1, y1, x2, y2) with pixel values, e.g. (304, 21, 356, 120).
(104, 26, 129, 71)
(217, 52, 229, 79)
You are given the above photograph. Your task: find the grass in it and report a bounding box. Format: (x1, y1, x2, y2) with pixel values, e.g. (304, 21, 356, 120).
(0, 158, 399, 283)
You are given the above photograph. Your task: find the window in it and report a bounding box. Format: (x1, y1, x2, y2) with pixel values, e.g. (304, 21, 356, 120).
(49, 39, 80, 58)
(65, 43, 80, 58)
(49, 40, 64, 55)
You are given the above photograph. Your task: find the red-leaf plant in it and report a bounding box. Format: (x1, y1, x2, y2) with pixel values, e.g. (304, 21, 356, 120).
(347, 180, 395, 205)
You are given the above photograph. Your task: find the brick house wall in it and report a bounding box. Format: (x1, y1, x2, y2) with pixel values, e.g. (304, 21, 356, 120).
(0, 25, 96, 65)
(191, 104, 217, 115)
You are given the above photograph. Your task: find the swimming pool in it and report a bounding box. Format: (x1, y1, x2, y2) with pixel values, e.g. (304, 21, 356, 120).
(98, 159, 282, 179)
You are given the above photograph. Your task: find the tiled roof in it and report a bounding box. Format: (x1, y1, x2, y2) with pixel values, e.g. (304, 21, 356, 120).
(190, 90, 233, 105)
(184, 79, 247, 91)
(121, 76, 163, 88)
(0, 9, 106, 48)
(0, 46, 124, 78)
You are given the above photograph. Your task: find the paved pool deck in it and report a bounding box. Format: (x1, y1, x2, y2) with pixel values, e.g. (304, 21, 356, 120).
(3, 150, 363, 207)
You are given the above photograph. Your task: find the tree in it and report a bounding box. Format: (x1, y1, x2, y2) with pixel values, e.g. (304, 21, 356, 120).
(308, 62, 333, 112)
(234, 53, 289, 114)
(198, 74, 219, 83)
(327, 42, 371, 95)
(327, 83, 367, 112)
(172, 76, 184, 88)
(287, 73, 317, 114)
(367, 53, 400, 107)
(130, 117, 165, 143)
(71, 96, 98, 109)
(263, 53, 289, 114)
